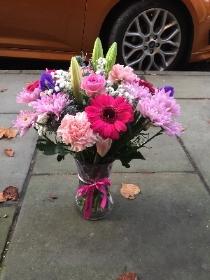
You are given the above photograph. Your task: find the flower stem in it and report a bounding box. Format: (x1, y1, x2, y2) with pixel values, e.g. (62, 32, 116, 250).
(139, 128, 163, 148)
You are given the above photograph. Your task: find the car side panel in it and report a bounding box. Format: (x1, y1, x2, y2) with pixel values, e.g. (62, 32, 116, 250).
(0, 0, 85, 53)
(82, 0, 119, 52)
(182, 0, 210, 61)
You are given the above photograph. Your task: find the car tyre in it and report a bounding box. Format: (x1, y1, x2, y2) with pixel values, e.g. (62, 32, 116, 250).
(108, 0, 191, 71)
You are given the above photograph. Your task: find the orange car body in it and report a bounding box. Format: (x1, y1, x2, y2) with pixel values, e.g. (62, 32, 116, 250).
(0, 0, 210, 63)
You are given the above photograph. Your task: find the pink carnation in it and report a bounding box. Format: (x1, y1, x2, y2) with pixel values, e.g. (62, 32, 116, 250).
(81, 73, 106, 96)
(108, 64, 138, 83)
(57, 112, 98, 152)
(31, 92, 69, 119)
(13, 110, 37, 136)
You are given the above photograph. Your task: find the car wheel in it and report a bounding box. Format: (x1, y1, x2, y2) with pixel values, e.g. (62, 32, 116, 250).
(108, 0, 190, 71)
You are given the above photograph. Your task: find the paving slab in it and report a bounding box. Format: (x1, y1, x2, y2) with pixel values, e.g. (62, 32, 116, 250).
(0, 207, 16, 258)
(33, 133, 193, 175)
(179, 100, 210, 188)
(0, 73, 39, 113)
(144, 74, 210, 99)
(1, 173, 210, 280)
(0, 114, 37, 192)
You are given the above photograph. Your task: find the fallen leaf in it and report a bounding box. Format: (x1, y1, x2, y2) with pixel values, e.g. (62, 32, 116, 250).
(3, 186, 19, 201)
(117, 272, 138, 280)
(48, 194, 58, 201)
(4, 148, 15, 157)
(5, 128, 18, 138)
(120, 184, 141, 199)
(0, 192, 6, 203)
(0, 88, 7, 93)
(0, 127, 17, 139)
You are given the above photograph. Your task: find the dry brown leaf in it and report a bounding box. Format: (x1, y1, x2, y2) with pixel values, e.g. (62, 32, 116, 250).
(0, 128, 5, 138)
(0, 192, 6, 203)
(5, 128, 18, 138)
(0, 128, 17, 139)
(117, 272, 138, 280)
(48, 194, 58, 201)
(120, 184, 141, 199)
(0, 88, 8, 93)
(3, 186, 19, 201)
(4, 148, 15, 157)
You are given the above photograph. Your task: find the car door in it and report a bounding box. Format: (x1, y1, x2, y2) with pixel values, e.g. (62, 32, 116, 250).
(0, 0, 86, 52)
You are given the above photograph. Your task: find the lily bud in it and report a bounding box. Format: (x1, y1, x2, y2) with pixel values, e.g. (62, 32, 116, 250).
(70, 57, 82, 103)
(105, 42, 117, 74)
(92, 38, 104, 71)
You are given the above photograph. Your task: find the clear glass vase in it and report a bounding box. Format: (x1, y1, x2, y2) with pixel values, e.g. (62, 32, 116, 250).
(75, 159, 114, 221)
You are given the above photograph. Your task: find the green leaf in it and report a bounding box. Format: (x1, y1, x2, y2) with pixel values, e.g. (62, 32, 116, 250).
(36, 138, 70, 159)
(116, 146, 145, 168)
(36, 139, 57, 155)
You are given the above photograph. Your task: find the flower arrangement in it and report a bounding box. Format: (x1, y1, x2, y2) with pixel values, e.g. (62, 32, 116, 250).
(14, 38, 183, 220)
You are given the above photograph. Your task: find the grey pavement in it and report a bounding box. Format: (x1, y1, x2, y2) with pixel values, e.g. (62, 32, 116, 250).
(0, 71, 210, 280)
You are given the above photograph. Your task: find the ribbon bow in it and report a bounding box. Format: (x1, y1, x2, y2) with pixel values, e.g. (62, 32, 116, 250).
(77, 178, 111, 220)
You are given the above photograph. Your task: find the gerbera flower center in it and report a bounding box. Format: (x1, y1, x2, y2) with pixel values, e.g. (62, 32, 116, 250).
(102, 107, 116, 123)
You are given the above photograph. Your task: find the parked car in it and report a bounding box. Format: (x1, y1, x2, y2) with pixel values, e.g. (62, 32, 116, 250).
(1, 0, 210, 70)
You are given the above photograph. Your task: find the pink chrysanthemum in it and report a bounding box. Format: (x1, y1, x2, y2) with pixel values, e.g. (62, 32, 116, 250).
(57, 112, 98, 152)
(137, 89, 182, 136)
(13, 110, 37, 136)
(122, 82, 152, 100)
(85, 94, 134, 140)
(108, 64, 138, 83)
(31, 92, 69, 119)
(17, 80, 40, 104)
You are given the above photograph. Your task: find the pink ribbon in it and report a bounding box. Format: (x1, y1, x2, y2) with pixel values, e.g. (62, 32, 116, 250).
(77, 178, 111, 220)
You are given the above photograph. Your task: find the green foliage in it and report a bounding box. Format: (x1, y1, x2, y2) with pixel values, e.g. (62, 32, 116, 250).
(37, 138, 70, 161)
(116, 145, 145, 168)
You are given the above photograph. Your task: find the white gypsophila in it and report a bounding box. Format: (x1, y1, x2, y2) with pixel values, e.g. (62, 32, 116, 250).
(35, 123, 47, 136)
(106, 83, 135, 104)
(105, 85, 115, 96)
(40, 89, 53, 97)
(96, 57, 107, 74)
(37, 113, 49, 124)
(51, 70, 71, 92)
(35, 113, 49, 136)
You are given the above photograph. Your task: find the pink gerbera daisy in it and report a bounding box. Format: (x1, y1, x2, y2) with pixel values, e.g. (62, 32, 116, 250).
(85, 94, 134, 140)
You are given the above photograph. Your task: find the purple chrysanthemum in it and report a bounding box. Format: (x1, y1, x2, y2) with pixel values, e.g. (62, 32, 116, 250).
(137, 89, 182, 136)
(30, 92, 69, 119)
(123, 82, 152, 100)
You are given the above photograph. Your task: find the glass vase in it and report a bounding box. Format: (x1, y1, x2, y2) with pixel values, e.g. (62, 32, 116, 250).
(75, 159, 114, 220)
